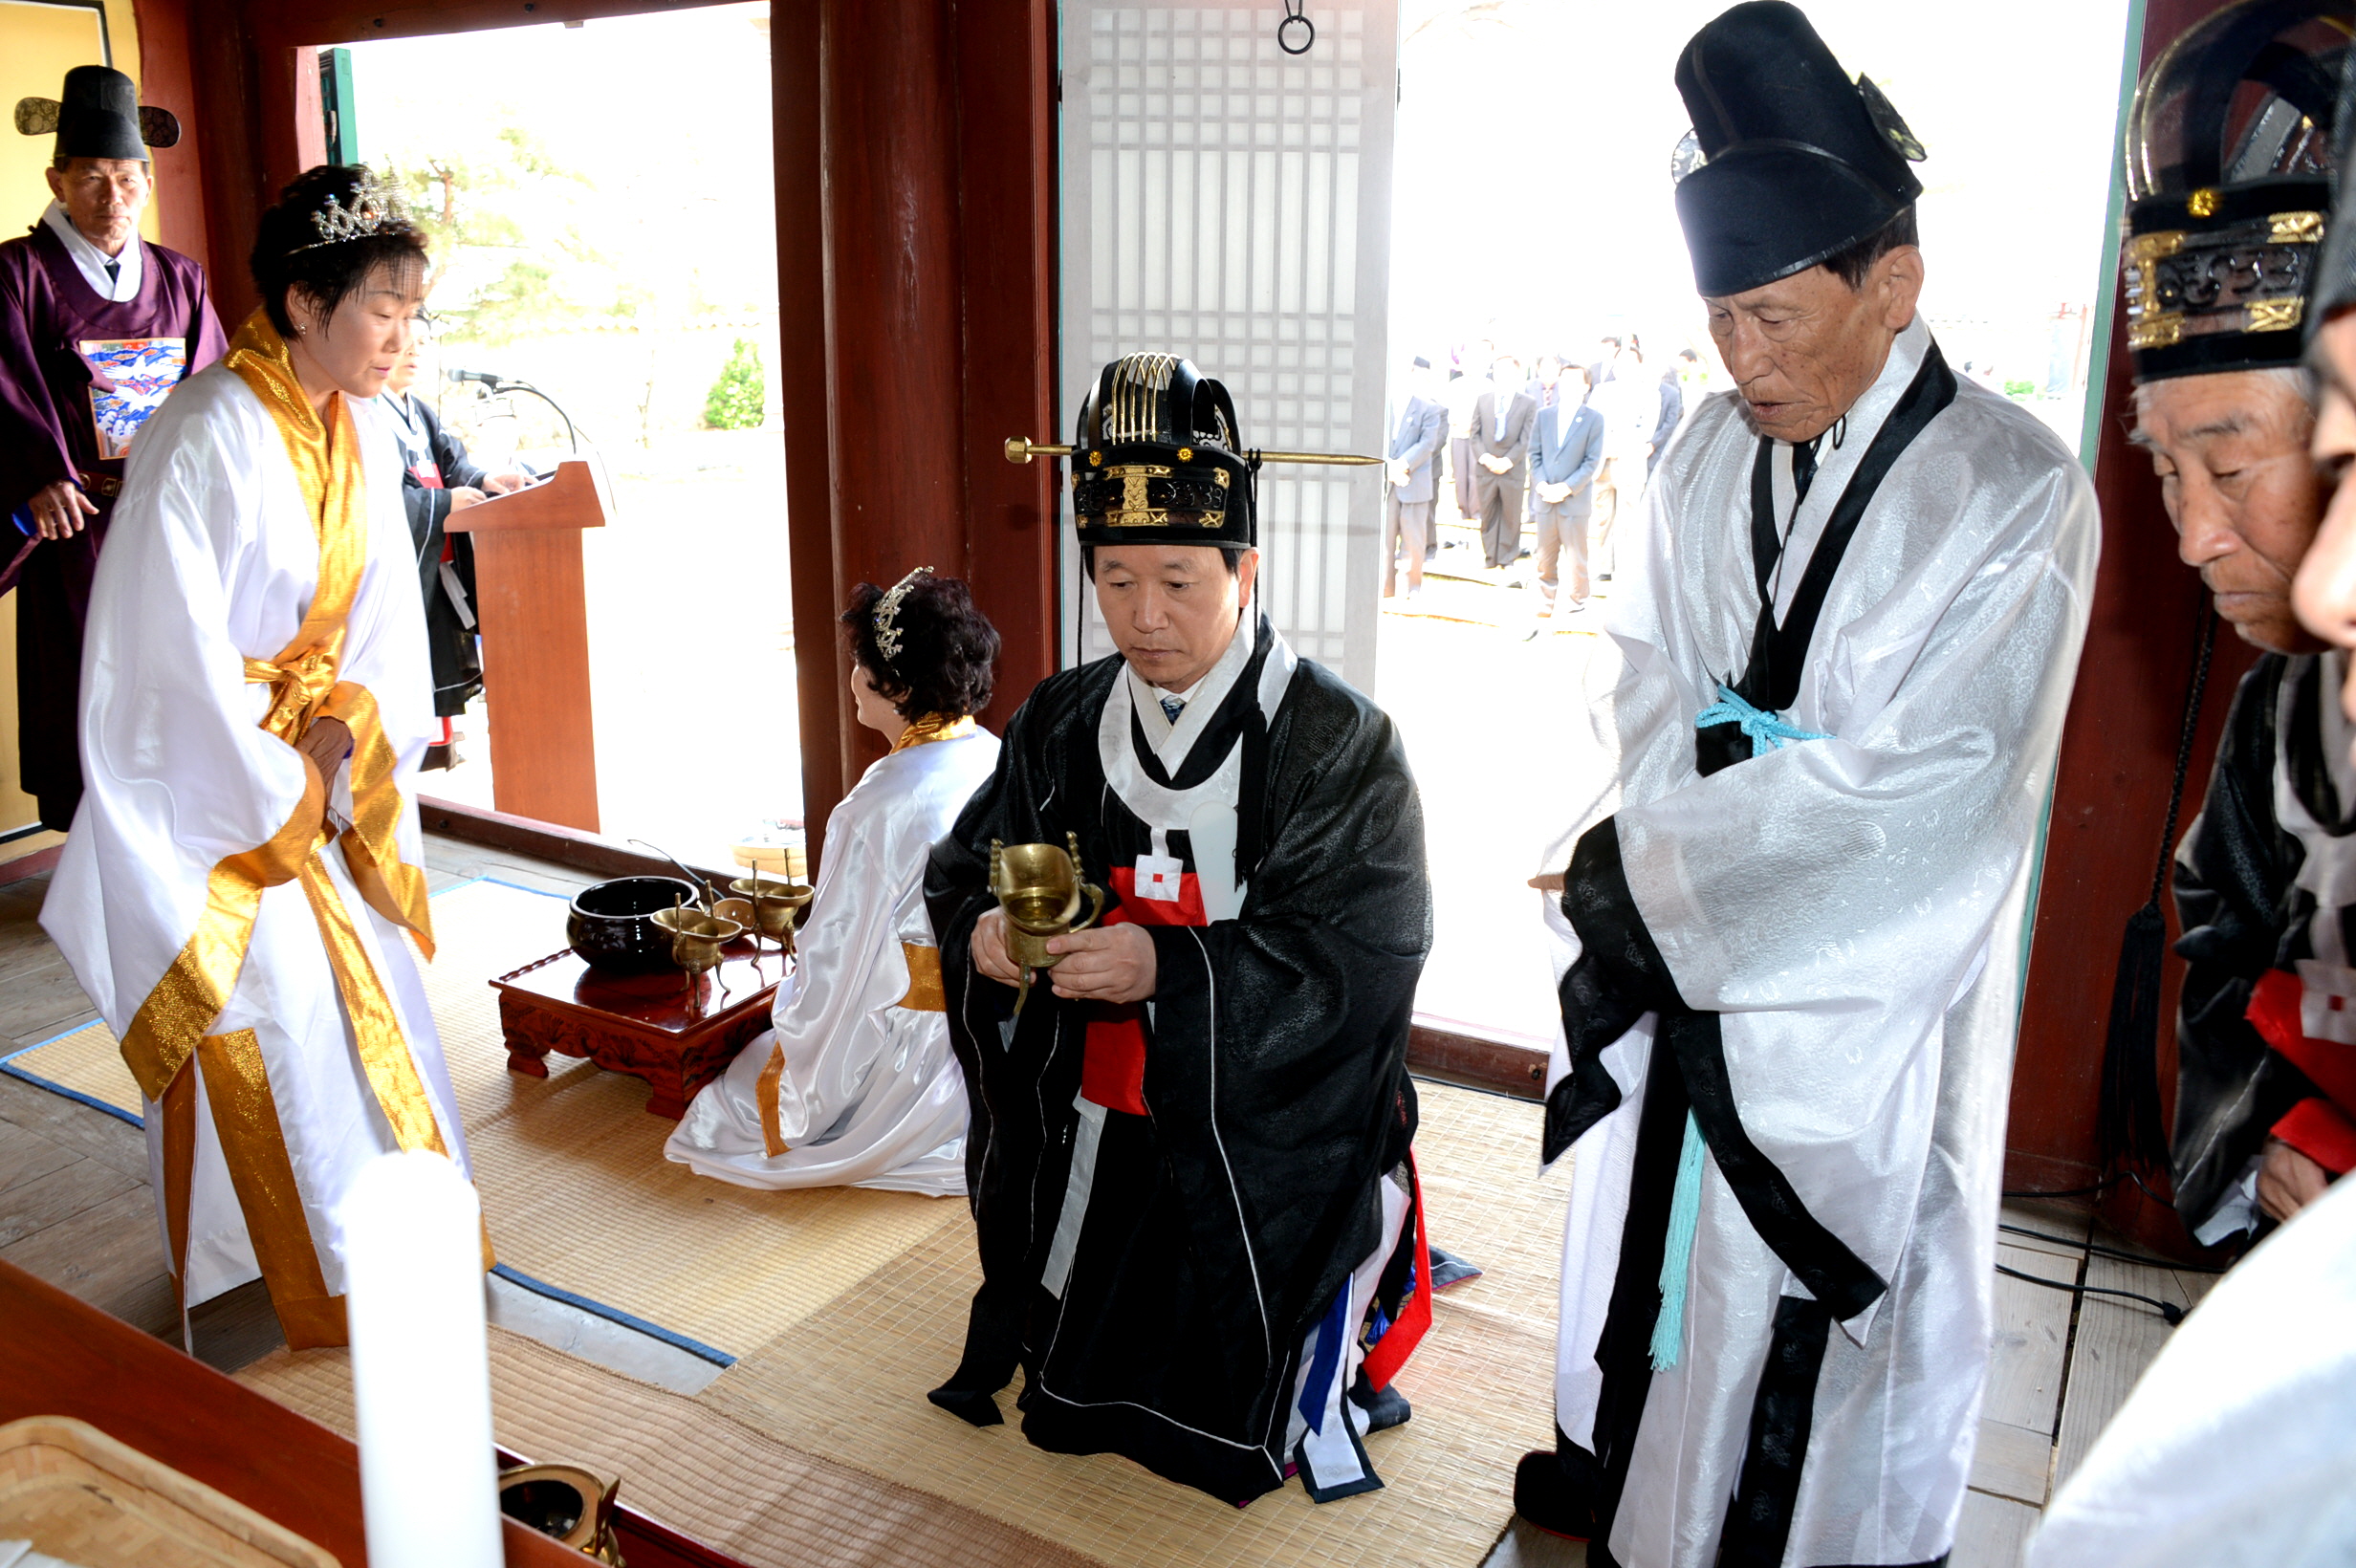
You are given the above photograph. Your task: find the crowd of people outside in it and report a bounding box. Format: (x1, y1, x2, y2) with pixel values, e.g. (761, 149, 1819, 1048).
(1384, 333, 1708, 631)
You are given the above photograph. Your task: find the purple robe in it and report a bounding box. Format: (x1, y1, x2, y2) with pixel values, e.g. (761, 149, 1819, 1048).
(0, 219, 225, 829)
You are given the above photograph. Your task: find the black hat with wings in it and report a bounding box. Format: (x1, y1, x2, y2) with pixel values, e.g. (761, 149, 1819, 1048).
(14, 65, 179, 163)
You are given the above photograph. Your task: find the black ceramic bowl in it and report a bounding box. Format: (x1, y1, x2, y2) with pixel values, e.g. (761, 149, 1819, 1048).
(567, 876, 700, 974)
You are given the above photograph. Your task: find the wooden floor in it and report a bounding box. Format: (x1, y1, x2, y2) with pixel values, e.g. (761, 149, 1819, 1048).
(1, 842, 2213, 1567)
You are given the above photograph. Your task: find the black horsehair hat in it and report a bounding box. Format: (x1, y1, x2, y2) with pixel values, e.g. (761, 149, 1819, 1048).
(13, 66, 179, 163)
(1669, 1, 1925, 299)
(1069, 355, 1257, 550)
(2121, 0, 2346, 382)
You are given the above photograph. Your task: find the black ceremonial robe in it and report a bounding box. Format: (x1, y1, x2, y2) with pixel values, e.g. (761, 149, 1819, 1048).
(384, 392, 487, 718)
(2172, 651, 2352, 1241)
(925, 623, 1430, 1503)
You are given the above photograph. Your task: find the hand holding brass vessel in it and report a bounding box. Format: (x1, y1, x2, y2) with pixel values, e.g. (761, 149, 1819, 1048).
(990, 833, 1105, 1013)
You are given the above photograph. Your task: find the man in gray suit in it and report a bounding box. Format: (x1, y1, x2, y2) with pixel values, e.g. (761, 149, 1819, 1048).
(1470, 353, 1536, 571)
(1384, 356, 1450, 598)
(1527, 359, 1604, 623)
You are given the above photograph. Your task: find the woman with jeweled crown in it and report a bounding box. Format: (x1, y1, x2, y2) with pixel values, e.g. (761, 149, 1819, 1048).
(665, 569, 1000, 1194)
(42, 165, 479, 1350)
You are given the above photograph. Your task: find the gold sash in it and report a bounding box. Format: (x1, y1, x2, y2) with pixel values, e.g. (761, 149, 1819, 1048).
(895, 942, 947, 1012)
(120, 311, 443, 1168)
(757, 944, 950, 1158)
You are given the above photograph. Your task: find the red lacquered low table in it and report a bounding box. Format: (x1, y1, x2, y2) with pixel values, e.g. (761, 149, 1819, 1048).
(492, 942, 788, 1119)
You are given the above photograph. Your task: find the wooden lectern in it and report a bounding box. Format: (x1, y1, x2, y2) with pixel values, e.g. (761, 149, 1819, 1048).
(446, 457, 612, 832)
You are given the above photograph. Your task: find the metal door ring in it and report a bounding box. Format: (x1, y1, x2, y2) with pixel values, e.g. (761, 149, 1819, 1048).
(1276, 12, 1315, 54)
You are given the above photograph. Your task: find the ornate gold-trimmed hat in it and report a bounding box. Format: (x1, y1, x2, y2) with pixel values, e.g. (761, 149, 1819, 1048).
(2121, 0, 2346, 382)
(1069, 354, 1256, 549)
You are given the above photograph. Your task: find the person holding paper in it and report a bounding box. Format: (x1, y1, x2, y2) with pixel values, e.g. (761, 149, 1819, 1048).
(380, 335, 520, 767)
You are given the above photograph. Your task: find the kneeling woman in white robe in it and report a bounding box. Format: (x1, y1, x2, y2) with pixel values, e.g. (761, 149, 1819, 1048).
(666, 569, 998, 1195)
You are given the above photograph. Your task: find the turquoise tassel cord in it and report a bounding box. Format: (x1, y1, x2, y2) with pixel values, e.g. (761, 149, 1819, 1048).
(1693, 683, 1828, 753)
(1650, 1112, 1707, 1372)
(1642, 689, 1818, 1372)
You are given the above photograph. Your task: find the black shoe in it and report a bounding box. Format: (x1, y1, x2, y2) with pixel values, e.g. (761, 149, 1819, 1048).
(1347, 1371, 1412, 1433)
(1429, 1246, 1484, 1291)
(422, 741, 463, 772)
(1598, 572, 1613, 581)
(927, 1383, 1006, 1426)
(1514, 1449, 1600, 1542)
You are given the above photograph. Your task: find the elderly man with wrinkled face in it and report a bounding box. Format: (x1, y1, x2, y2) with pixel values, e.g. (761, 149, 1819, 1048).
(2105, 0, 2356, 1263)
(1, 66, 226, 830)
(1512, 6, 2098, 1564)
(2132, 367, 2349, 1244)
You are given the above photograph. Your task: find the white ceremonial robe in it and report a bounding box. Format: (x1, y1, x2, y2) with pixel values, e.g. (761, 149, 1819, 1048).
(665, 727, 999, 1196)
(41, 360, 468, 1321)
(1544, 316, 2098, 1567)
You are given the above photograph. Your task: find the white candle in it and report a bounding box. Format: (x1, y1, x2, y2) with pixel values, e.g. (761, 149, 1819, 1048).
(344, 1149, 502, 1568)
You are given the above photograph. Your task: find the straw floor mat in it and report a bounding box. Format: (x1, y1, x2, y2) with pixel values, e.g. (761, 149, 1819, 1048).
(12, 878, 1579, 1566)
(236, 1325, 1099, 1568)
(2, 879, 966, 1356)
(699, 1081, 1572, 1568)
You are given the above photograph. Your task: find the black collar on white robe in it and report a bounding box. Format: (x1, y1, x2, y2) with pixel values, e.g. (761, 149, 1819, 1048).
(1697, 342, 1958, 777)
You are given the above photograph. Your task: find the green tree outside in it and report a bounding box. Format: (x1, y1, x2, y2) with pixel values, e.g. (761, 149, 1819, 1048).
(704, 338, 766, 430)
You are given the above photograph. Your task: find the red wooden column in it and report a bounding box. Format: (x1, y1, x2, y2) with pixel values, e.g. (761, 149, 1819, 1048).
(2010, 0, 2259, 1253)
(777, 0, 1058, 870)
(128, 0, 213, 268)
(949, 0, 1059, 736)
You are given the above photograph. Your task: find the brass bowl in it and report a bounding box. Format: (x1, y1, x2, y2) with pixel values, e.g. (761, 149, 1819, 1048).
(650, 905, 744, 974)
(729, 876, 814, 942)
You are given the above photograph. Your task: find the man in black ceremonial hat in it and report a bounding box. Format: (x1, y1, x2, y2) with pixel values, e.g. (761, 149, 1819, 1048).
(1516, 6, 2097, 1564)
(2123, 0, 2356, 1252)
(926, 354, 1436, 1504)
(2, 65, 226, 829)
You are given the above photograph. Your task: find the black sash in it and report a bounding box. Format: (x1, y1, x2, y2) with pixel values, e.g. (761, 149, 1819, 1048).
(1697, 345, 1957, 776)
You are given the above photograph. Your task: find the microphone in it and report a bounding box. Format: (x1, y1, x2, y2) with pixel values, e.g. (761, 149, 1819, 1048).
(446, 368, 507, 386)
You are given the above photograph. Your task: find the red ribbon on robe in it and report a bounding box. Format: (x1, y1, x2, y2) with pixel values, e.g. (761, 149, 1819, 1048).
(1081, 865, 1207, 1115)
(1362, 1149, 1431, 1391)
(2245, 969, 2356, 1173)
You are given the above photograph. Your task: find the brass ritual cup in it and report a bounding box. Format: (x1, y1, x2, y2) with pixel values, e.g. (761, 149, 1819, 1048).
(729, 875, 814, 948)
(990, 834, 1105, 971)
(650, 905, 745, 976)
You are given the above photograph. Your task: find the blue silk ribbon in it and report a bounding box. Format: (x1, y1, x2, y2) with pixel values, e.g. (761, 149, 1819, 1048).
(1693, 683, 1829, 754)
